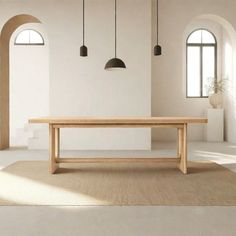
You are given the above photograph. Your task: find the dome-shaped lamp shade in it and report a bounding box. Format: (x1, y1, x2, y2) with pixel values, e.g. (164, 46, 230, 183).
(105, 57, 126, 70)
(154, 45, 162, 56)
(80, 45, 88, 57)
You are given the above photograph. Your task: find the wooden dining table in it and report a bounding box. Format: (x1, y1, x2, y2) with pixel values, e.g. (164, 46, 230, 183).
(29, 117, 208, 174)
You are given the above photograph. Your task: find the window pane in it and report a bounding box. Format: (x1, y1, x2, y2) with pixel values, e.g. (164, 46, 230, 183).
(202, 46, 215, 96)
(187, 30, 202, 43)
(202, 30, 216, 44)
(15, 30, 30, 44)
(29, 30, 44, 44)
(187, 46, 201, 97)
(15, 29, 44, 45)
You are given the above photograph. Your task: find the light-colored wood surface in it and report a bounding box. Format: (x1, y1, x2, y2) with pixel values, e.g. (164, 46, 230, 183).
(29, 116, 208, 125)
(177, 128, 182, 158)
(57, 157, 181, 164)
(52, 124, 185, 128)
(29, 116, 207, 174)
(179, 124, 187, 174)
(55, 128, 60, 158)
(49, 125, 59, 174)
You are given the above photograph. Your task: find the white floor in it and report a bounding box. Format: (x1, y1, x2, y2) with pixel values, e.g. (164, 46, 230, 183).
(0, 142, 236, 236)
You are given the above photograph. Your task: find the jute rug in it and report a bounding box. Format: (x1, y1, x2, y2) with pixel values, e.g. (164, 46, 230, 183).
(0, 161, 236, 206)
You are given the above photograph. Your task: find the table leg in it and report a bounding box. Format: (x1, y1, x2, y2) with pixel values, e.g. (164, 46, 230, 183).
(49, 125, 59, 174)
(177, 128, 182, 158)
(179, 124, 187, 174)
(55, 128, 60, 158)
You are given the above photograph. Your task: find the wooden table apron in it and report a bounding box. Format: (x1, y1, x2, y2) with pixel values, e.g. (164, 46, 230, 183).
(48, 123, 188, 175)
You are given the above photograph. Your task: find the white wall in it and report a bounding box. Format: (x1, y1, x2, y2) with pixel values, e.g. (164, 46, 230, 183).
(0, 0, 152, 150)
(48, 0, 152, 150)
(10, 23, 49, 147)
(151, 0, 236, 142)
(222, 23, 236, 143)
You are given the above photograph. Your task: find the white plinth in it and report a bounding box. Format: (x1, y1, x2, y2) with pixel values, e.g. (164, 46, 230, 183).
(205, 109, 224, 142)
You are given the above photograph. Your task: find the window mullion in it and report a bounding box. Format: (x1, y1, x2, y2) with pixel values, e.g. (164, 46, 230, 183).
(214, 45, 217, 93)
(28, 30, 31, 44)
(200, 46, 203, 97)
(14, 29, 45, 45)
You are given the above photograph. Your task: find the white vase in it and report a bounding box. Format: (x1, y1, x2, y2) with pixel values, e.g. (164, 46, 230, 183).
(209, 92, 223, 109)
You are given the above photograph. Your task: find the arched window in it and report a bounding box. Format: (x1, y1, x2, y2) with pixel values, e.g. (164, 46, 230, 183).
(14, 29, 44, 45)
(186, 29, 217, 97)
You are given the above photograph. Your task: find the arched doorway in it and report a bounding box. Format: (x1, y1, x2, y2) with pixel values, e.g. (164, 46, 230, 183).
(0, 14, 46, 149)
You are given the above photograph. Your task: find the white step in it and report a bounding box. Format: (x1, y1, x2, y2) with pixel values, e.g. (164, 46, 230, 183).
(11, 123, 45, 147)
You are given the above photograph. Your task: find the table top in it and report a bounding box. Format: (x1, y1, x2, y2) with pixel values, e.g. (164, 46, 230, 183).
(29, 117, 208, 125)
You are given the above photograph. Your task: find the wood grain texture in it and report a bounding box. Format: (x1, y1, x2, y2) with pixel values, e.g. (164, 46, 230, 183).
(29, 116, 207, 174)
(49, 125, 59, 174)
(29, 116, 208, 125)
(57, 157, 181, 164)
(52, 124, 185, 128)
(177, 128, 182, 158)
(179, 124, 187, 174)
(55, 128, 60, 158)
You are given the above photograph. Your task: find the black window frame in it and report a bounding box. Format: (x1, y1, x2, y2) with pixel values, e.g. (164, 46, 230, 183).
(14, 29, 45, 46)
(186, 28, 217, 98)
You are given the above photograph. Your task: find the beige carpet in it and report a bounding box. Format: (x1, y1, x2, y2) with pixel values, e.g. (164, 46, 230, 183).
(0, 161, 236, 206)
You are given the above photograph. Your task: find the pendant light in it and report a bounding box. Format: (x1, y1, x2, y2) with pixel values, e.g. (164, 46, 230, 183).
(154, 0, 162, 56)
(105, 0, 126, 70)
(80, 0, 88, 57)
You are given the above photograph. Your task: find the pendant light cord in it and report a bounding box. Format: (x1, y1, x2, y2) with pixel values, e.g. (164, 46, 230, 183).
(83, 0, 85, 45)
(115, 0, 117, 58)
(156, 0, 159, 44)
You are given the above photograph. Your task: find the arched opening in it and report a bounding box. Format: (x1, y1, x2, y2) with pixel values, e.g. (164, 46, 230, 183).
(184, 14, 236, 142)
(0, 14, 49, 149)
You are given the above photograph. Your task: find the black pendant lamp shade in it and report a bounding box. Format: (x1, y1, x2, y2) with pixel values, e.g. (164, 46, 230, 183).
(154, 45, 162, 56)
(154, 0, 162, 56)
(105, 58, 126, 70)
(80, 45, 88, 56)
(105, 0, 126, 70)
(80, 0, 88, 57)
